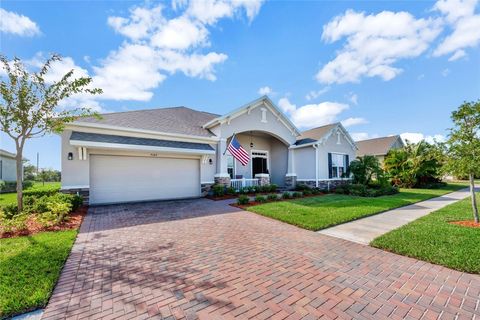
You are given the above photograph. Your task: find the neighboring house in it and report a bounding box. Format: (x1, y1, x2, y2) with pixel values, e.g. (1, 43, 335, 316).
(0, 149, 19, 182)
(61, 96, 357, 205)
(356, 135, 405, 164)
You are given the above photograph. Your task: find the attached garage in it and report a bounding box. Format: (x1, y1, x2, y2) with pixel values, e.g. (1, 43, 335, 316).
(89, 155, 201, 205)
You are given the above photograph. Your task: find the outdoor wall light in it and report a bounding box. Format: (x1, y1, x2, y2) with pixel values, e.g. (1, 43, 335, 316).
(209, 158, 213, 165)
(68, 152, 73, 160)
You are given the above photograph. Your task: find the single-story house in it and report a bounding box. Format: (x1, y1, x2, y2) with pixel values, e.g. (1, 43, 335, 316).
(61, 96, 357, 205)
(0, 149, 19, 182)
(356, 135, 405, 164)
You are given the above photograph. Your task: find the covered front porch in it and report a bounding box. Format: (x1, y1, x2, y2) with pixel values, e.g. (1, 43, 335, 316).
(217, 131, 293, 189)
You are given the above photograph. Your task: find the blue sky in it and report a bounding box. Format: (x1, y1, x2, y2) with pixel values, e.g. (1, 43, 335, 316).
(1, 0, 479, 170)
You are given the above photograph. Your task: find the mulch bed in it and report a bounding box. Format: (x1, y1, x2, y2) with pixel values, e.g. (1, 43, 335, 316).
(0, 206, 88, 239)
(449, 220, 480, 228)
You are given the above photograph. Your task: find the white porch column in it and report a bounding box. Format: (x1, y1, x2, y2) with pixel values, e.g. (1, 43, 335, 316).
(285, 147, 297, 189)
(287, 147, 295, 175)
(214, 138, 230, 186)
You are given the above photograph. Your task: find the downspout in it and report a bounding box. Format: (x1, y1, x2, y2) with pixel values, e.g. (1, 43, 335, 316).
(313, 144, 319, 188)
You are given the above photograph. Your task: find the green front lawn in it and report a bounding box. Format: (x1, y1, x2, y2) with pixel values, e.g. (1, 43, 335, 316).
(247, 184, 467, 231)
(371, 194, 480, 274)
(0, 182, 61, 206)
(0, 230, 77, 318)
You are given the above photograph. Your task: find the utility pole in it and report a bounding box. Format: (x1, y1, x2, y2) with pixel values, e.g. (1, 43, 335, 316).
(36, 152, 39, 177)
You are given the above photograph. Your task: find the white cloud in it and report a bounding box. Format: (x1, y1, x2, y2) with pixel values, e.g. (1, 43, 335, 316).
(448, 49, 466, 61)
(317, 9, 442, 84)
(341, 117, 368, 127)
(258, 86, 272, 95)
(278, 97, 349, 128)
(305, 87, 330, 101)
(348, 92, 358, 105)
(0, 8, 40, 36)
(441, 68, 450, 76)
(433, 0, 480, 60)
(95, 1, 263, 101)
(26, 54, 89, 84)
(401, 132, 446, 144)
(184, 0, 265, 25)
(107, 5, 165, 41)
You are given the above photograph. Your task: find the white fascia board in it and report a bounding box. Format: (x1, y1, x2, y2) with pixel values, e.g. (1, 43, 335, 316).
(68, 122, 219, 144)
(70, 140, 216, 155)
(290, 141, 318, 149)
(202, 96, 301, 137)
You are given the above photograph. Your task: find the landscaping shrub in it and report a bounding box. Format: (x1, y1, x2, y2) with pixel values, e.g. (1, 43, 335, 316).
(267, 194, 278, 201)
(1, 203, 19, 219)
(226, 187, 236, 195)
(247, 186, 256, 193)
(334, 183, 399, 197)
(255, 195, 267, 203)
(295, 184, 311, 191)
(303, 189, 313, 196)
(24, 193, 82, 215)
(237, 195, 249, 205)
(23, 186, 60, 197)
(282, 192, 292, 199)
(239, 187, 249, 194)
(269, 184, 278, 192)
(311, 188, 321, 195)
(0, 180, 36, 193)
(0, 212, 28, 233)
(212, 184, 225, 197)
(37, 211, 58, 227)
(292, 191, 302, 198)
(384, 141, 444, 188)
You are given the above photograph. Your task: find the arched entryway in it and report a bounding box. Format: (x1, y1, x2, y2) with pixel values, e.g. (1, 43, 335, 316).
(225, 130, 289, 187)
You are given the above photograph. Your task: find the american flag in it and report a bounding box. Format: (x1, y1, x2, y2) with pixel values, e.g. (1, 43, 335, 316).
(227, 136, 250, 166)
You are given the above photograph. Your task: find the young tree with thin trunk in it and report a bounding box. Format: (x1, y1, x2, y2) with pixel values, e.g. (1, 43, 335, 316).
(445, 100, 480, 223)
(0, 54, 102, 213)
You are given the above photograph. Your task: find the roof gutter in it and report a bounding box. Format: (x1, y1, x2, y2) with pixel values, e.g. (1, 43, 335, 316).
(70, 140, 216, 155)
(67, 122, 220, 143)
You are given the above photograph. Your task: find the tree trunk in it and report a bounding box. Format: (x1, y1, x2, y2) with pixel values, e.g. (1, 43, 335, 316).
(15, 149, 24, 213)
(470, 173, 479, 223)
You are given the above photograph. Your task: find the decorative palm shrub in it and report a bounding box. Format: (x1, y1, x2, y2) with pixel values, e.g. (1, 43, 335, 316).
(384, 141, 444, 188)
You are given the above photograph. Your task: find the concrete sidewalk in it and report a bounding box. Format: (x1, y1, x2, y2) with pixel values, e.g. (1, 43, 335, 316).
(318, 187, 474, 245)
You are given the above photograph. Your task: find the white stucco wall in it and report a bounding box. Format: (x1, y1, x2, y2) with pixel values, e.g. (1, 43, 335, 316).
(294, 147, 315, 179)
(294, 129, 356, 180)
(317, 130, 356, 179)
(61, 129, 217, 189)
(0, 155, 17, 181)
(215, 104, 297, 146)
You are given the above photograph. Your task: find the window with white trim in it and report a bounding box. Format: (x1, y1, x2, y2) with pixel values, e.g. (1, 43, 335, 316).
(330, 153, 347, 178)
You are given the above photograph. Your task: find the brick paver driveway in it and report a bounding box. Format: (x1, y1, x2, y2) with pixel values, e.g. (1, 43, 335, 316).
(43, 199, 480, 320)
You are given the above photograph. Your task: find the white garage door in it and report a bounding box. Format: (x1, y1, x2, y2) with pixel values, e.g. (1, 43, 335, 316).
(89, 155, 200, 205)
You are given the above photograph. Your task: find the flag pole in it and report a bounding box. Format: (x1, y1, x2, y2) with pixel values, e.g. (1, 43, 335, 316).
(223, 132, 235, 155)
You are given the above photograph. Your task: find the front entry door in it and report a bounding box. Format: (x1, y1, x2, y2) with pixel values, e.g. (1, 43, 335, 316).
(252, 157, 268, 177)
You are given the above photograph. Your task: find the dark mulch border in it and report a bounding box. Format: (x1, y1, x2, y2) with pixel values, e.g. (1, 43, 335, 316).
(0, 206, 88, 239)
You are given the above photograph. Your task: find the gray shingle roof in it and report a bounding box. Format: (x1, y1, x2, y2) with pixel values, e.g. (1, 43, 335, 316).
(295, 123, 338, 145)
(70, 132, 214, 151)
(356, 135, 402, 156)
(75, 107, 219, 137)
